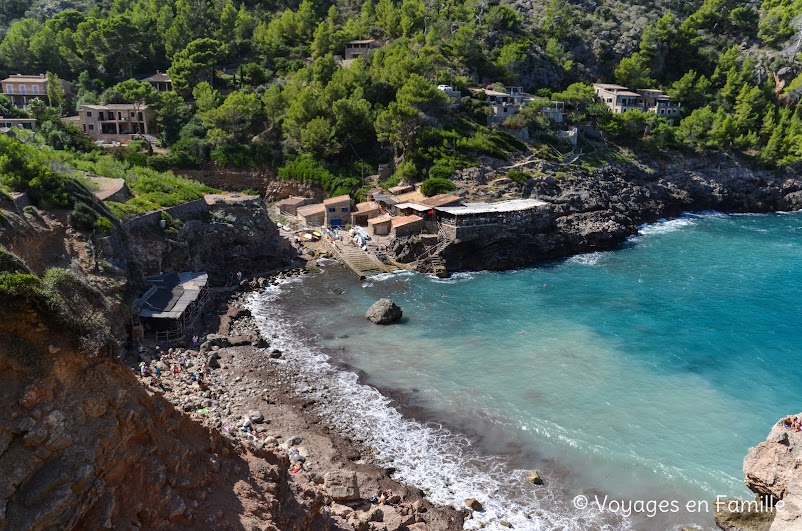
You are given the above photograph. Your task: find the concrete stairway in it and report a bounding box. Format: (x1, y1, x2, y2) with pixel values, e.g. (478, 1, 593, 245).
(334, 242, 387, 278)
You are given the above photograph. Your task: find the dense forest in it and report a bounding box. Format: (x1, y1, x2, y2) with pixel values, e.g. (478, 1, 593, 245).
(1, 0, 802, 197)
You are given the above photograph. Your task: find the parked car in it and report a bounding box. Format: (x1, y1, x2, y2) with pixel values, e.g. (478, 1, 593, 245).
(436, 84, 453, 91)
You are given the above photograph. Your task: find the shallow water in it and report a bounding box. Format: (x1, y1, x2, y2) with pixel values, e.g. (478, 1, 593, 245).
(251, 212, 802, 530)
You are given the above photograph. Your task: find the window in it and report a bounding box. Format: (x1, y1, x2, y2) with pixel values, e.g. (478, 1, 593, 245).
(32, 85, 39, 94)
(328, 207, 335, 212)
(5, 85, 12, 93)
(99, 112, 104, 120)
(86, 111, 92, 117)
(89, 124, 94, 130)
(341, 207, 349, 212)
(117, 112, 122, 120)
(19, 85, 26, 94)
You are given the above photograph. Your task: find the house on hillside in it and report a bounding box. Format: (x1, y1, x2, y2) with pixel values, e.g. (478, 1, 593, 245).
(593, 84, 680, 117)
(1, 74, 71, 107)
(0, 117, 37, 131)
(470, 86, 528, 126)
(137, 272, 209, 341)
(592, 84, 641, 114)
(142, 71, 173, 93)
(637, 88, 680, 117)
(344, 39, 379, 59)
(79, 103, 156, 142)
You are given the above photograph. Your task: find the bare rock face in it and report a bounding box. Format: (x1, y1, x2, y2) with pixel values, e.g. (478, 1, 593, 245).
(744, 423, 802, 500)
(365, 299, 403, 325)
(727, 415, 802, 531)
(324, 471, 360, 501)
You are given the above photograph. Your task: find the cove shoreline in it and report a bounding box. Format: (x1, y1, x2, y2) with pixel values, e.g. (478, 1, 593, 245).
(245, 260, 727, 531)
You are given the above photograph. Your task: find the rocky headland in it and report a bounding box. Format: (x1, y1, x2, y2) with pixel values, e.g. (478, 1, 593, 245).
(394, 154, 802, 272)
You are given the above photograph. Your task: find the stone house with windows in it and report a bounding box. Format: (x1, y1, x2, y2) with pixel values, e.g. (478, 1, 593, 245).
(323, 194, 353, 227)
(79, 103, 156, 141)
(1, 74, 70, 107)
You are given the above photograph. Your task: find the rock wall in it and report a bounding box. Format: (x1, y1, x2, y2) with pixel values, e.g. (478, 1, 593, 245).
(101, 197, 293, 285)
(0, 300, 328, 530)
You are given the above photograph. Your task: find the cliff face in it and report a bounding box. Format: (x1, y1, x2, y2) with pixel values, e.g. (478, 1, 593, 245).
(429, 156, 802, 271)
(737, 418, 802, 531)
(100, 197, 294, 286)
(0, 299, 328, 530)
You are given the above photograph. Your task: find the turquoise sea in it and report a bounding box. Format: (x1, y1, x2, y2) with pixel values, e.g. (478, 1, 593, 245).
(250, 212, 802, 530)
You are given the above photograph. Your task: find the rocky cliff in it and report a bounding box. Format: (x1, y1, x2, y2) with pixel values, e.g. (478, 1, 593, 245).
(715, 415, 802, 531)
(405, 154, 802, 272)
(0, 297, 330, 530)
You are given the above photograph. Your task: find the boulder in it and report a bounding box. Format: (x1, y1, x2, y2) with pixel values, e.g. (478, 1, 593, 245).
(527, 470, 544, 485)
(247, 410, 264, 423)
(365, 299, 403, 325)
(464, 498, 483, 511)
(324, 471, 360, 502)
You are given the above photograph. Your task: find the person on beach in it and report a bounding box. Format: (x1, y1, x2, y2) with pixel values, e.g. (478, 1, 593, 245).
(237, 271, 242, 283)
(173, 364, 180, 377)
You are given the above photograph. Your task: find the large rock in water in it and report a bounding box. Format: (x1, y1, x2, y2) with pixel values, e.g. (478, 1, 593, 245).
(365, 298, 403, 324)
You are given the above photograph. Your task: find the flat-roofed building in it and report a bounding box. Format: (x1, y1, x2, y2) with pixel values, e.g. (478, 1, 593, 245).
(592, 83, 642, 114)
(436, 198, 549, 239)
(0, 117, 36, 131)
(79, 103, 156, 141)
(1, 74, 70, 107)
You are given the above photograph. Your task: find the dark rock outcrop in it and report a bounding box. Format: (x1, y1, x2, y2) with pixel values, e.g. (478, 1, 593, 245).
(409, 155, 802, 272)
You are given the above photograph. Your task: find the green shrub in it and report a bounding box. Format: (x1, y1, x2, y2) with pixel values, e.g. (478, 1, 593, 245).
(71, 201, 99, 231)
(420, 177, 456, 196)
(0, 273, 42, 299)
(94, 216, 113, 234)
(0, 246, 30, 274)
(507, 170, 530, 185)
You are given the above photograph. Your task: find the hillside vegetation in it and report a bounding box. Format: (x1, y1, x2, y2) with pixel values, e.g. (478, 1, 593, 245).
(1, 0, 801, 190)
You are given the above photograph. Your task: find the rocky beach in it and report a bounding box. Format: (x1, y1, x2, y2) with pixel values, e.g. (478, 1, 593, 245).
(129, 267, 469, 530)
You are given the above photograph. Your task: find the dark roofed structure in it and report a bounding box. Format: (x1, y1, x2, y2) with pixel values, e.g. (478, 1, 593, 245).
(138, 272, 208, 341)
